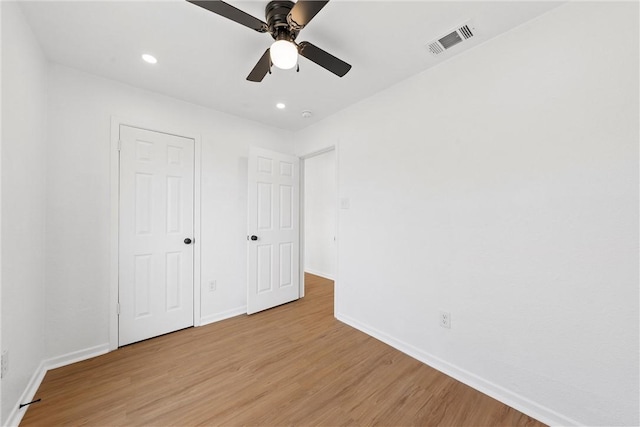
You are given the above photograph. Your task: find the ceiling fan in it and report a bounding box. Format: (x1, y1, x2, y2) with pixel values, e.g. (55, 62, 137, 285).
(187, 0, 352, 82)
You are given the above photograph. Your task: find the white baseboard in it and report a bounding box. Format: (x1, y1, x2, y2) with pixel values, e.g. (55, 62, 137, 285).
(335, 312, 582, 427)
(45, 343, 110, 371)
(304, 269, 335, 280)
(4, 343, 110, 427)
(200, 306, 246, 326)
(4, 360, 47, 427)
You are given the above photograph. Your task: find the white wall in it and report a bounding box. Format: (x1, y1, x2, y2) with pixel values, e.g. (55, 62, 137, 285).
(304, 150, 336, 279)
(295, 2, 639, 426)
(1, 3, 3, 422)
(3, 1, 638, 426)
(44, 64, 295, 358)
(1, 2, 48, 424)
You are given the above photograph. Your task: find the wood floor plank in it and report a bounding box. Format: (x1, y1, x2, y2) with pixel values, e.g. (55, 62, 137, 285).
(20, 274, 545, 426)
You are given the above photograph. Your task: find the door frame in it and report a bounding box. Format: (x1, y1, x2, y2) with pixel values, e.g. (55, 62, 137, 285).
(109, 116, 202, 351)
(298, 144, 339, 300)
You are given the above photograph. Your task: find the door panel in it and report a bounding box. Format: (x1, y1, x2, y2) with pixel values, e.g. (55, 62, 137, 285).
(247, 147, 300, 314)
(119, 125, 194, 346)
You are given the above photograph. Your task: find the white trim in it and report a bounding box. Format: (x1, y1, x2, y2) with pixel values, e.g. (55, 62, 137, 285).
(193, 135, 202, 327)
(335, 312, 583, 427)
(200, 306, 247, 326)
(300, 146, 335, 160)
(333, 141, 340, 316)
(299, 159, 306, 298)
(109, 118, 120, 351)
(303, 269, 335, 281)
(109, 116, 202, 350)
(5, 344, 109, 427)
(43, 343, 110, 371)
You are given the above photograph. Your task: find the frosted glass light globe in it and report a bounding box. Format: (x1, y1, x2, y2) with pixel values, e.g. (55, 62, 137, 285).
(270, 40, 298, 70)
(141, 54, 158, 64)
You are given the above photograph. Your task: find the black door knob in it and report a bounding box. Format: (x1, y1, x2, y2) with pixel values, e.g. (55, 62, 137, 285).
(250, 235, 258, 241)
(184, 238, 192, 244)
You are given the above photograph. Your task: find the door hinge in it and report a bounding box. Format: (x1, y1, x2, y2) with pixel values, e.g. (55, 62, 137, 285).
(117, 139, 122, 151)
(116, 303, 120, 315)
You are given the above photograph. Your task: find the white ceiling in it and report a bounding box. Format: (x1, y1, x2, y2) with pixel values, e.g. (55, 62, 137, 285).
(18, 0, 562, 131)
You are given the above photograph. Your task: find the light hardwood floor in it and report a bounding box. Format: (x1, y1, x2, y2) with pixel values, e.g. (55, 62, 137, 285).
(21, 274, 544, 426)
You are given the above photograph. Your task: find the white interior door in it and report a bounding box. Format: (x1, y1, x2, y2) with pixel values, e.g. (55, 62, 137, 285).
(119, 125, 194, 346)
(247, 147, 300, 314)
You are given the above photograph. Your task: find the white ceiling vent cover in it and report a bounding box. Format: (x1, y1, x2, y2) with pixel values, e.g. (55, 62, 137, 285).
(427, 22, 475, 56)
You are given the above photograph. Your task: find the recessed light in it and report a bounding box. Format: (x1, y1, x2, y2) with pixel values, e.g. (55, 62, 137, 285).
(142, 54, 158, 64)
(276, 103, 286, 110)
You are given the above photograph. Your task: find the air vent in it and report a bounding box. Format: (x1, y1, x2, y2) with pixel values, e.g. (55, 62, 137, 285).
(427, 21, 475, 56)
(428, 42, 444, 55)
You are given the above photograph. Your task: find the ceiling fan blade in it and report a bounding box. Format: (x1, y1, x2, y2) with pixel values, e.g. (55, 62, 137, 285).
(247, 49, 272, 82)
(298, 41, 351, 77)
(188, 0, 268, 33)
(288, 0, 329, 30)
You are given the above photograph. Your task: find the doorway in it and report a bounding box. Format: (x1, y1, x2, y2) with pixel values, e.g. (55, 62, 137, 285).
(301, 148, 337, 294)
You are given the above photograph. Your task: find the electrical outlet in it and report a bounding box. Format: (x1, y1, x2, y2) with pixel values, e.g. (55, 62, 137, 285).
(1, 350, 8, 378)
(208, 280, 217, 292)
(439, 311, 451, 329)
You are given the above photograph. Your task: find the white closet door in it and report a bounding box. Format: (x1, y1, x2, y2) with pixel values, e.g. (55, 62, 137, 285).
(119, 125, 194, 346)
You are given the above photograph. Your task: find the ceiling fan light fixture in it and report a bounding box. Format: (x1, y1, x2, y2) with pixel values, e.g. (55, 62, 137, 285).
(188, 0, 351, 82)
(270, 39, 298, 70)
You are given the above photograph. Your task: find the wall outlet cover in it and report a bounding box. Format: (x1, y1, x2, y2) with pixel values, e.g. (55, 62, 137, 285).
(440, 311, 451, 329)
(1, 350, 8, 378)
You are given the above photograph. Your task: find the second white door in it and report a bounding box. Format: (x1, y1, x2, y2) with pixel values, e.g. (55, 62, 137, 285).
(247, 147, 300, 314)
(119, 125, 195, 346)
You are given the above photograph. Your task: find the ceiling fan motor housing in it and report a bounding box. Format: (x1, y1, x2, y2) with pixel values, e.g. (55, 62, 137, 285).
(266, 1, 299, 41)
